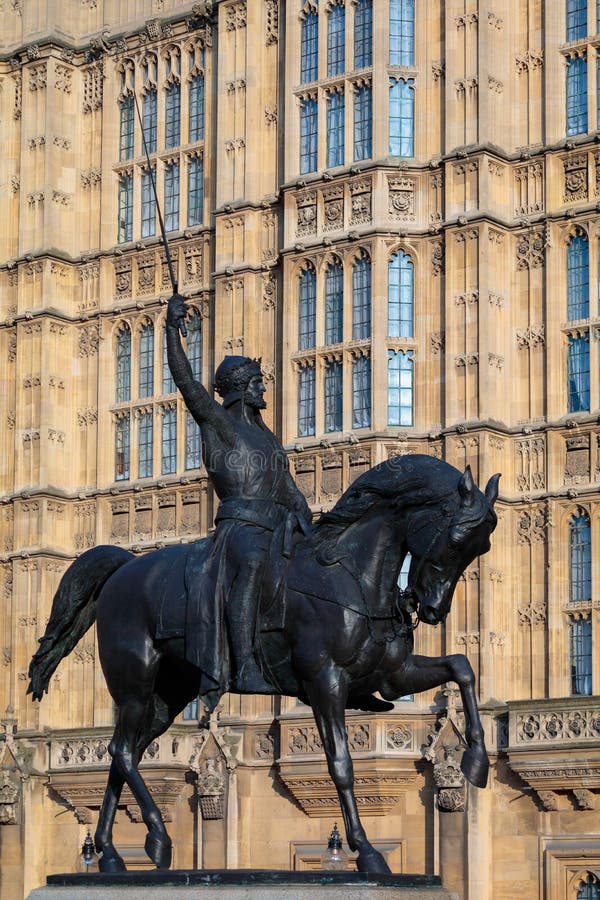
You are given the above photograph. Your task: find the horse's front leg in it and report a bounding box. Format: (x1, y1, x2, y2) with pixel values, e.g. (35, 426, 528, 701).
(305, 665, 391, 874)
(402, 653, 489, 788)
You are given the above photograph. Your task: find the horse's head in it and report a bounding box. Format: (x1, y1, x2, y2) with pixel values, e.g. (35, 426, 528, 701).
(404, 467, 500, 626)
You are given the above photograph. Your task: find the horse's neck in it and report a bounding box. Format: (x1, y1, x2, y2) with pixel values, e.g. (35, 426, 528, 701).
(339, 512, 405, 607)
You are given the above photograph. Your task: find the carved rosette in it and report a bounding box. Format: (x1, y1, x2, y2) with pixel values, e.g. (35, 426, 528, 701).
(563, 153, 588, 203)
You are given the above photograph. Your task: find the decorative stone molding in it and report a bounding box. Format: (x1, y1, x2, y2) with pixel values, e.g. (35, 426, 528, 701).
(225, 1, 247, 31)
(431, 240, 444, 276)
(516, 228, 547, 269)
(265, 0, 279, 44)
(422, 687, 467, 813)
(515, 49, 544, 72)
(516, 325, 545, 349)
(388, 175, 415, 221)
(516, 504, 551, 545)
(28, 63, 47, 91)
(564, 153, 588, 203)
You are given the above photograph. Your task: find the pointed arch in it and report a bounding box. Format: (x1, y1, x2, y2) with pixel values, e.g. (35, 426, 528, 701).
(388, 249, 414, 337)
(115, 322, 132, 403)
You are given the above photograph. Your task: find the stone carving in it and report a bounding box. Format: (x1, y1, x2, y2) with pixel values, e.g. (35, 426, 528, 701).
(28, 63, 47, 91)
(514, 161, 544, 216)
(515, 707, 600, 743)
(225, 1, 246, 31)
(54, 64, 72, 93)
(296, 191, 317, 236)
(78, 324, 100, 357)
(516, 228, 547, 269)
(516, 325, 545, 348)
(81, 169, 102, 188)
(516, 436, 546, 492)
(114, 257, 132, 297)
(349, 179, 372, 225)
(431, 240, 444, 276)
(388, 175, 415, 220)
(195, 757, 225, 820)
(12, 72, 22, 119)
(255, 731, 275, 760)
(565, 434, 590, 485)
(564, 154, 588, 203)
(573, 789, 595, 810)
(0, 771, 20, 825)
(430, 333, 445, 355)
(386, 725, 413, 751)
(265, 0, 278, 43)
(183, 244, 203, 284)
(515, 49, 544, 71)
(137, 253, 156, 295)
(516, 505, 550, 545)
(323, 186, 344, 231)
(537, 790, 559, 811)
(83, 62, 104, 113)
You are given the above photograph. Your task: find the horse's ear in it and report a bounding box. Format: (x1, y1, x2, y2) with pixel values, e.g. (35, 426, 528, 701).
(458, 466, 475, 506)
(485, 473, 501, 507)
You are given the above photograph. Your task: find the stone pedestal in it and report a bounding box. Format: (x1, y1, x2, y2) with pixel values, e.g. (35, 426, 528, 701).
(28, 871, 459, 900)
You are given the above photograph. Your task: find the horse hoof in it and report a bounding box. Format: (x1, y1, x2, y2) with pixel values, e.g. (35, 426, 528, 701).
(145, 831, 172, 869)
(356, 847, 391, 874)
(461, 748, 489, 788)
(98, 851, 127, 873)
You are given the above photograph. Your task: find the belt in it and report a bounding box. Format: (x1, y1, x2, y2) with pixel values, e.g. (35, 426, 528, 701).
(215, 497, 311, 557)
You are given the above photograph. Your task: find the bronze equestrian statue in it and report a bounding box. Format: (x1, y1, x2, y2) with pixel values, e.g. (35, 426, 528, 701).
(29, 294, 500, 875)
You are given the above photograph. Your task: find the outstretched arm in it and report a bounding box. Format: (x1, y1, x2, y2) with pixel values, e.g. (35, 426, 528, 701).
(166, 294, 219, 427)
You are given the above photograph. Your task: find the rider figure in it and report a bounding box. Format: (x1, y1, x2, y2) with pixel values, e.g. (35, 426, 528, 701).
(166, 293, 312, 692)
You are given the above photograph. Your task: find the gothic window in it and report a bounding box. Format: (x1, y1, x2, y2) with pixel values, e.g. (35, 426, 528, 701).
(186, 310, 203, 380)
(189, 73, 205, 142)
(388, 349, 414, 426)
(326, 90, 345, 168)
(570, 510, 592, 602)
(186, 411, 202, 470)
(389, 78, 414, 157)
(164, 161, 180, 232)
(161, 407, 177, 474)
(352, 252, 371, 339)
(142, 88, 157, 153)
(570, 614, 592, 695)
(138, 322, 154, 399)
(119, 95, 134, 161)
(388, 250, 414, 337)
(354, 0, 373, 68)
(141, 169, 157, 238)
(567, 333, 590, 412)
(325, 260, 344, 344)
(567, 233, 589, 320)
(301, 9, 319, 83)
(298, 265, 316, 350)
(324, 360, 343, 432)
(390, 0, 415, 67)
(118, 172, 133, 243)
(354, 84, 372, 161)
(577, 872, 600, 899)
(138, 410, 153, 479)
(352, 355, 371, 428)
(566, 56, 588, 136)
(165, 82, 181, 149)
(300, 97, 318, 174)
(327, 2, 345, 77)
(162, 328, 176, 394)
(187, 156, 204, 226)
(115, 414, 131, 481)
(116, 325, 132, 403)
(567, 0, 587, 40)
(298, 365, 316, 436)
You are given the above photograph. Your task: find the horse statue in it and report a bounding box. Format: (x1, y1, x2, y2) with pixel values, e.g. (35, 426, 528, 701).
(29, 453, 499, 875)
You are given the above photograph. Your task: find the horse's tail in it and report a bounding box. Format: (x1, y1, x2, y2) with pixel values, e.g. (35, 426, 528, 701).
(28, 545, 133, 701)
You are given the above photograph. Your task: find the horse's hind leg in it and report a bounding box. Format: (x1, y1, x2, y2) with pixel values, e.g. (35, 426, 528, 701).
(95, 760, 126, 872)
(109, 695, 173, 868)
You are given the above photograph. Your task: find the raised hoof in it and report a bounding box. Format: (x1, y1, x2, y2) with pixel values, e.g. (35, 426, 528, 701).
(356, 847, 391, 874)
(461, 748, 489, 789)
(145, 830, 172, 869)
(98, 851, 127, 873)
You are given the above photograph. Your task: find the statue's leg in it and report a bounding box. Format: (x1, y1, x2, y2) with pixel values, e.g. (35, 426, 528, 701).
(402, 653, 489, 788)
(95, 758, 126, 872)
(304, 664, 391, 874)
(109, 695, 173, 868)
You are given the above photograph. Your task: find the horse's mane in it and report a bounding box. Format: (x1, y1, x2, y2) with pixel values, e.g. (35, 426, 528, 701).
(314, 455, 491, 552)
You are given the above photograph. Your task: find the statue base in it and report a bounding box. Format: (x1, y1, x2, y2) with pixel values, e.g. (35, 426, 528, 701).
(28, 870, 458, 900)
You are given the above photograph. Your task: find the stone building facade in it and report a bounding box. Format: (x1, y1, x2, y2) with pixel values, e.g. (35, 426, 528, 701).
(1, 1, 600, 898)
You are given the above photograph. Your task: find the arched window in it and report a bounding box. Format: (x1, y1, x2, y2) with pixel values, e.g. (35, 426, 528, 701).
(142, 89, 157, 153)
(326, 90, 345, 168)
(164, 161, 180, 232)
(390, 0, 415, 67)
(115, 413, 130, 481)
(388, 349, 413, 426)
(352, 355, 371, 429)
(298, 265, 316, 350)
(324, 359, 343, 432)
(115, 325, 131, 403)
(138, 322, 154, 398)
(327, 2, 345, 77)
(165, 82, 181, 148)
(161, 406, 177, 474)
(567, 333, 590, 412)
(141, 168, 156, 238)
(389, 78, 415, 157)
(567, 0, 587, 41)
(300, 10, 318, 83)
(577, 872, 600, 899)
(189, 75, 205, 142)
(388, 250, 413, 337)
(352, 253, 371, 339)
(325, 260, 344, 344)
(567, 233, 589, 320)
(567, 56, 588, 137)
(162, 328, 176, 394)
(118, 173, 133, 244)
(354, 0, 372, 69)
(298, 364, 316, 436)
(138, 410, 153, 479)
(300, 97, 318, 174)
(570, 510, 591, 602)
(119, 95, 134, 161)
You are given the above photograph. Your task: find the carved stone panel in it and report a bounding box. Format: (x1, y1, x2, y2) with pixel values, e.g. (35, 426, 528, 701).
(563, 153, 588, 204)
(349, 178, 372, 225)
(296, 191, 317, 237)
(565, 434, 590, 485)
